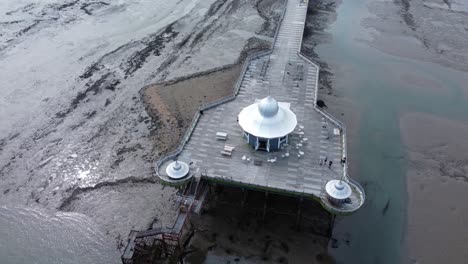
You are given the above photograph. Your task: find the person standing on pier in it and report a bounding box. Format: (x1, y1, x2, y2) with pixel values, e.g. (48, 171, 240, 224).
(340, 157, 347, 165)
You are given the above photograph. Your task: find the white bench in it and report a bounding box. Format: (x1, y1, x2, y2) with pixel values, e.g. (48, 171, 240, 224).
(216, 132, 228, 141)
(333, 128, 341, 136)
(224, 144, 235, 152)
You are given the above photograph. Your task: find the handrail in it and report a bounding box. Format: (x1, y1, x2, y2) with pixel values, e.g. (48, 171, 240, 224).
(294, 8, 347, 175)
(297, 53, 352, 183)
(294, 4, 363, 198)
(347, 177, 366, 200)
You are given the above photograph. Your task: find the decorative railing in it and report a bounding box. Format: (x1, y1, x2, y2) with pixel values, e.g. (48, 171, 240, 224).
(297, 53, 349, 180)
(347, 177, 366, 201)
(295, 2, 365, 212)
(294, 2, 352, 186)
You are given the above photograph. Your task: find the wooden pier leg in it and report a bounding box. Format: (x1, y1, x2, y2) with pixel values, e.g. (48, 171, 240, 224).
(295, 197, 304, 228)
(327, 214, 336, 238)
(262, 192, 269, 221)
(162, 238, 168, 258)
(213, 184, 218, 207)
(241, 188, 248, 208)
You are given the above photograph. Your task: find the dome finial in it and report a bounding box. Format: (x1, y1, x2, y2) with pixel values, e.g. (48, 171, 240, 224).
(258, 96, 279, 117)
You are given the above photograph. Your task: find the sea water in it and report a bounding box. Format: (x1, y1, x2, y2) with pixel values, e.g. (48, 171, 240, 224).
(0, 206, 120, 264)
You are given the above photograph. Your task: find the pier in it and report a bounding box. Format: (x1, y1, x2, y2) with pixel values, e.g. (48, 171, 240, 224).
(123, 0, 365, 262)
(157, 0, 364, 214)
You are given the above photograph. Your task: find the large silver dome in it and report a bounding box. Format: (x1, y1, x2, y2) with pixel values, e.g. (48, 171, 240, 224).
(238, 96, 297, 139)
(165, 160, 189, 179)
(258, 96, 279, 117)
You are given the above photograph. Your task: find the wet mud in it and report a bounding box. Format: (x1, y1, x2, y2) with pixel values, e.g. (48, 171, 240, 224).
(364, 0, 468, 72)
(0, 0, 286, 253)
(80, 2, 110, 15)
(1, 0, 116, 51)
(302, 0, 342, 95)
(58, 178, 178, 250)
(401, 113, 468, 264)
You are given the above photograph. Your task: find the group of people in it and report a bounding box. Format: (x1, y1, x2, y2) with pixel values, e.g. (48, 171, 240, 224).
(319, 156, 346, 168)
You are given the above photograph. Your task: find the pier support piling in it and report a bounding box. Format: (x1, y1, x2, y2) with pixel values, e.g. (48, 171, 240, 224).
(327, 214, 336, 238)
(295, 197, 304, 228)
(262, 192, 269, 221)
(241, 188, 248, 208)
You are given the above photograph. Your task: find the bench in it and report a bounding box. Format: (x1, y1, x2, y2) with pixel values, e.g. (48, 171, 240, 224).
(220, 151, 232, 157)
(224, 144, 235, 152)
(216, 132, 228, 140)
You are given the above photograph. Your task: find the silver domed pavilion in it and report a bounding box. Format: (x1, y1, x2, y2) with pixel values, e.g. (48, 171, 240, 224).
(238, 96, 297, 152)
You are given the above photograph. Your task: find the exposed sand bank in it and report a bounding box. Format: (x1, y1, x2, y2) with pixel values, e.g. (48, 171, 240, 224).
(400, 112, 468, 264)
(143, 64, 241, 154)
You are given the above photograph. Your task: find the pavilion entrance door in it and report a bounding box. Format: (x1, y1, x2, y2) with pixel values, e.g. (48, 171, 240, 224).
(256, 138, 270, 152)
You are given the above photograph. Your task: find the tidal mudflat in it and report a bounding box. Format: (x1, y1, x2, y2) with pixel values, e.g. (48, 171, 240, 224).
(0, 0, 284, 262)
(401, 112, 468, 264)
(303, 0, 468, 263)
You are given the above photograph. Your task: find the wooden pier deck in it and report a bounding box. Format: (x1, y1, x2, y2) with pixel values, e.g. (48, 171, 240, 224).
(157, 0, 365, 214)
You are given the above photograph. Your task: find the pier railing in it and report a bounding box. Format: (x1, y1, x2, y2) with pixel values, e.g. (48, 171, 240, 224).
(297, 52, 349, 179)
(294, 1, 352, 185)
(295, 2, 364, 212)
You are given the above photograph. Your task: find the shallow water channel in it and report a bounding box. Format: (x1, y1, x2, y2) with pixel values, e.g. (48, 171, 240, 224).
(309, 0, 468, 263)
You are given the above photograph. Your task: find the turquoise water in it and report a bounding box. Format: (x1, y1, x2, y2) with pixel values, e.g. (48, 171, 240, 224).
(313, 0, 468, 263)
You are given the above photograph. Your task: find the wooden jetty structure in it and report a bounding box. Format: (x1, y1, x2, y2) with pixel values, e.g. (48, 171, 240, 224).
(122, 176, 208, 263)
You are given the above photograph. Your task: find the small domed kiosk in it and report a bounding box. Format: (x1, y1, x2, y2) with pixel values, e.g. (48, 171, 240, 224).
(238, 96, 297, 152)
(325, 179, 352, 205)
(165, 160, 190, 180)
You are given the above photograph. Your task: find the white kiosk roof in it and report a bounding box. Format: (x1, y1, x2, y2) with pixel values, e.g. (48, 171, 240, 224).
(325, 180, 352, 200)
(166, 160, 189, 179)
(238, 96, 297, 138)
